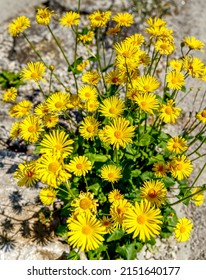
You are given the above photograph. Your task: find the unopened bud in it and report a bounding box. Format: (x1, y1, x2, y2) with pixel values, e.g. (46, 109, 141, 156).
(49, 64, 55, 71)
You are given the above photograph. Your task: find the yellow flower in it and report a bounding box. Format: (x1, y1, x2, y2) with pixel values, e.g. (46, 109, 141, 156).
(36, 154, 71, 187)
(46, 92, 70, 113)
(123, 199, 163, 242)
(42, 113, 59, 128)
(85, 99, 99, 112)
(9, 100, 33, 118)
(191, 187, 205, 206)
(169, 59, 183, 71)
(8, 16, 30, 37)
(196, 109, 206, 124)
(124, 33, 145, 47)
(71, 191, 98, 215)
(78, 31, 94, 44)
(134, 92, 159, 114)
(166, 70, 185, 90)
(78, 85, 97, 101)
(146, 17, 167, 28)
(68, 156, 92, 176)
(59, 11, 80, 27)
(10, 122, 21, 140)
(76, 60, 89, 72)
(34, 102, 50, 118)
(108, 189, 124, 203)
(67, 212, 106, 252)
(39, 187, 57, 205)
(152, 162, 167, 178)
(183, 56, 205, 78)
(104, 117, 135, 149)
(100, 165, 122, 183)
(114, 41, 139, 59)
(183, 36, 204, 51)
(169, 155, 193, 180)
(79, 116, 99, 140)
(106, 25, 121, 36)
(110, 199, 132, 229)
(99, 96, 125, 118)
(20, 62, 46, 83)
(154, 39, 175, 55)
(174, 217, 193, 242)
(112, 12, 134, 27)
(2, 87, 17, 102)
(159, 99, 181, 124)
(89, 10, 111, 28)
(136, 75, 160, 93)
(167, 136, 188, 154)
(140, 180, 167, 207)
(36, 7, 54, 25)
(105, 69, 124, 85)
(14, 160, 38, 187)
(39, 130, 74, 158)
(100, 216, 115, 234)
(82, 70, 100, 85)
(20, 115, 44, 143)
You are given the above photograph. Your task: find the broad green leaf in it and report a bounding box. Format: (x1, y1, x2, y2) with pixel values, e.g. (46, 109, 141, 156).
(107, 229, 125, 242)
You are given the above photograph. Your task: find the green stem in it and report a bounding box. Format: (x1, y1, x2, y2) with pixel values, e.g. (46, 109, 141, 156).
(37, 82, 47, 99)
(191, 162, 206, 188)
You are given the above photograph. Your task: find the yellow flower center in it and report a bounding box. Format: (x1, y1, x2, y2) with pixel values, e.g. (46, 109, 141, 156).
(137, 214, 146, 224)
(179, 225, 186, 233)
(108, 173, 115, 179)
(165, 107, 173, 114)
(112, 77, 119, 83)
(55, 144, 62, 150)
(21, 107, 29, 113)
(109, 107, 117, 114)
(28, 125, 36, 132)
(79, 198, 92, 210)
(86, 126, 94, 133)
(117, 207, 124, 215)
(140, 101, 147, 108)
(143, 85, 150, 91)
(171, 78, 178, 84)
(26, 170, 34, 177)
(160, 43, 168, 50)
(114, 193, 121, 200)
(31, 72, 39, 79)
(148, 188, 157, 198)
(82, 225, 92, 235)
(114, 130, 122, 139)
(55, 101, 63, 108)
(76, 163, 84, 169)
(173, 142, 180, 148)
(176, 163, 183, 170)
(48, 161, 60, 173)
(95, 15, 103, 21)
(201, 111, 206, 118)
(103, 221, 109, 226)
(85, 92, 91, 98)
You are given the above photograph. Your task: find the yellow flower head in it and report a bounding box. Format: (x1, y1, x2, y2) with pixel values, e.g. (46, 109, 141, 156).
(67, 212, 106, 252)
(85, 99, 99, 112)
(39, 187, 57, 205)
(9, 100, 33, 118)
(110, 199, 132, 229)
(82, 70, 100, 85)
(89, 10, 111, 28)
(20, 114, 44, 143)
(14, 160, 39, 187)
(10, 122, 21, 140)
(152, 162, 167, 178)
(36, 154, 71, 187)
(123, 199, 163, 242)
(2, 87, 17, 102)
(59, 11, 80, 27)
(175, 217, 193, 242)
(105, 69, 124, 85)
(100, 216, 115, 234)
(183, 36, 204, 51)
(169, 155, 193, 180)
(196, 109, 206, 124)
(169, 59, 183, 71)
(134, 92, 159, 114)
(155, 39, 175, 55)
(99, 96, 125, 119)
(42, 113, 59, 128)
(159, 99, 181, 124)
(79, 116, 99, 140)
(140, 180, 167, 207)
(78, 85, 97, 101)
(136, 75, 160, 93)
(20, 62, 46, 83)
(8, 16, 30, 37)
(71, 191, 98, 215)
(76, 60, 89, 72)
(166, 70, 185, 90)
(108, 189, 124, 203)
(183, 56, 205, 78)
(34, 102, 50, 118)
(191, 187, 205, 206)
(114, 41, 139, 59)
(167, 136, 188, 154)
(68, 156, 92, 176)
(112, 12, 134, 27)
(39, 130, 74, 158)
(78, 31, 94, 44)
(36, 7, 54, 25)
(46, 92, 70, 113)
(100, 165, 122, 184)
(104, 117, 135, 149)
(124, 33, 145, 47)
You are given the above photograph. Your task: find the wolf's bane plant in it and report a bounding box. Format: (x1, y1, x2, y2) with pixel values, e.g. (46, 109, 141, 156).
(6, 2, 206, 260)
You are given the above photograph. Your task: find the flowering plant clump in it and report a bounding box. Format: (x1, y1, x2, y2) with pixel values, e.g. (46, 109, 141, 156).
(4, 2, 206, 260)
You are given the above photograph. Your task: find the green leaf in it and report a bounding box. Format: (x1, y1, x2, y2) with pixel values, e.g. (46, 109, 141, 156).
(68, 56, 83, 74)
(137, 134, 154, 146)
(55, 225, 68, 238)
(107, 229, 125, 242)
(86, 183, 101, 195)
(147, 154, 164, 165)
(84, 153, 109, 162)
(116, 242, 139, 260)
(102, 64, 113, 73)
(162, 176, 176, 188)
(141, 171, 155, 181)
(181, 85, 187, 92)
(88, 54, 100, 62)
(67, 250, 80, 260)
(131, 169, 141, 178)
